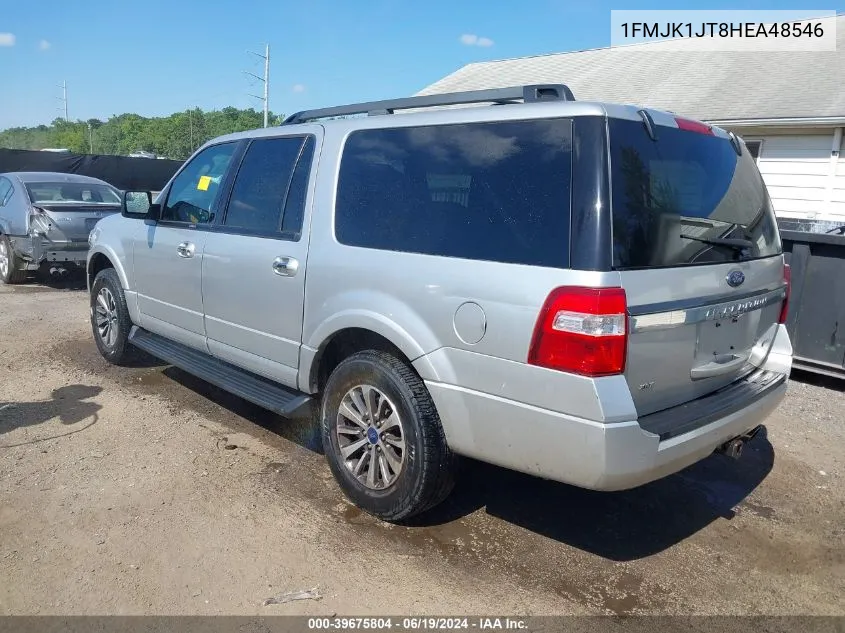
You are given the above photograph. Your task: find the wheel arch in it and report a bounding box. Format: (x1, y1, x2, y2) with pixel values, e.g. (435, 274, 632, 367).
(303, 319, 442, 394)
(306, 327, 410, 394)
(87, 246, 129, 292)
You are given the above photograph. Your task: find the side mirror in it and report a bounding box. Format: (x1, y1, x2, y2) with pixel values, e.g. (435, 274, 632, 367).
(122, 190, 160, 220)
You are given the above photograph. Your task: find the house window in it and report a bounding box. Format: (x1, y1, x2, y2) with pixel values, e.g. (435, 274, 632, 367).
(743, 139, 763, 161)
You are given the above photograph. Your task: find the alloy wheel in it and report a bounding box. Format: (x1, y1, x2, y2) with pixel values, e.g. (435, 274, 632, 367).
(0, 240, 8, 279)
(94, 287, 119, 348)
(335, 384, 406, 490)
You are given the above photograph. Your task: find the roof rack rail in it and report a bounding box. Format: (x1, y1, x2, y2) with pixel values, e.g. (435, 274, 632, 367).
(282, 84, 575, 125)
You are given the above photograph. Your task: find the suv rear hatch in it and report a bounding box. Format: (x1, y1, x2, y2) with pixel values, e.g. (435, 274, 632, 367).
(609, 114, 787, 417)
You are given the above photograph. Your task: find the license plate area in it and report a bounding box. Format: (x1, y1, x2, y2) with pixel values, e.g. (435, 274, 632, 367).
(85, 218, 101, 231)
(696, 317, 751, 357)
(692, 316, 755, 379)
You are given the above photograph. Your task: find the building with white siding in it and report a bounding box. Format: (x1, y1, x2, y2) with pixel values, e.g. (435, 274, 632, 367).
(418, 15, 844, 221)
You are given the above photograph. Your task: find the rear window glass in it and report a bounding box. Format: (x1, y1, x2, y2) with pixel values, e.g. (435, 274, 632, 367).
(609, 118, 781, 270)
(335, 119, 572, 268)
(26, 182, 120, 205)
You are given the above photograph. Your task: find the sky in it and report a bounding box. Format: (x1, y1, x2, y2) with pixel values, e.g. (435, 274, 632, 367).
(0, 0, 839, 129)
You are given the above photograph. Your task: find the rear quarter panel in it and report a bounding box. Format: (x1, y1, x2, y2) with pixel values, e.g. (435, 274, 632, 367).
(299, 122, 637, 423)
(0, 184, 31, 235)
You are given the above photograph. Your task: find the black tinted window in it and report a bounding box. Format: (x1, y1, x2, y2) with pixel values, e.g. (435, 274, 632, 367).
(336, 119, 572, 268)
(610, 119, 781, 269)
(224, 137, 307, 234)
(163, 143, 236, 224)
(281, 136, 315, 235)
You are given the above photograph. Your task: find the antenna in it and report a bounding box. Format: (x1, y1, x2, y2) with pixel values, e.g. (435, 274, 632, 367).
(244, 44, 270, 128)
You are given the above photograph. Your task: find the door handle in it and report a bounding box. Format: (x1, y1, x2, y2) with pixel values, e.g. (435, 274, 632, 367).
(690, 352, 750, 380)
(176, 241, 195, 258)
(272, 256, 299, 277)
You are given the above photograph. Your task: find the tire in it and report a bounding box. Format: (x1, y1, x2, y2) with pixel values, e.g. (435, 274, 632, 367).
(0, 235, 28, 284)
(90, 268, 135, 365)
(321, 350, 456, 521)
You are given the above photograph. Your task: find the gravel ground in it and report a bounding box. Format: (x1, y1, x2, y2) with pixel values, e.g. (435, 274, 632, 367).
(0, 278, 843, 615)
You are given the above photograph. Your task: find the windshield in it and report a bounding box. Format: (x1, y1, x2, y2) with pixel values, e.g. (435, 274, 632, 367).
(26, 182, 121, 205)
(609, 118, 781, 270)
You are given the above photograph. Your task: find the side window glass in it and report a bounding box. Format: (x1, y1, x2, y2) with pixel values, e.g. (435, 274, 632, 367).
(162, 143, 236, 224)
(223, 137, 304, 233)
(281, 136, 315, 235)
(335, 120, 572, 268)
(0, 178, 11, 206)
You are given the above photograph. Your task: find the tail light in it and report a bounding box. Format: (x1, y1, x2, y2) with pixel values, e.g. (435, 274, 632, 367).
(674, 117, 714, 136)
(528, 287, 627, 377)
(779, 263, 791, 324)
(28, 210, 52, 236)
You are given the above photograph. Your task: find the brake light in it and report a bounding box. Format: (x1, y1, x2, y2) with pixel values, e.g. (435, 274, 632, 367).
(674, 117, 714, 135)
(779, 263, 791, 324)
(28, 209, 52, 236)
(528, 287, 627, 377)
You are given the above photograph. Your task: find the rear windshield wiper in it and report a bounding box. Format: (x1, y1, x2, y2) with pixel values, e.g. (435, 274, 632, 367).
(680, 234, 754, 250)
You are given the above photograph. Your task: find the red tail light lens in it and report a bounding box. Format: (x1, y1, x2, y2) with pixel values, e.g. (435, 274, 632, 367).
(528, 287, 628, 377)
(674, 117, 714, 135)
(779, 263, 791, 324)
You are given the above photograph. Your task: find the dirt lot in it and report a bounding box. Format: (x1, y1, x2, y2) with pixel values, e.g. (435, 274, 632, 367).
(0, 278, 843, 616)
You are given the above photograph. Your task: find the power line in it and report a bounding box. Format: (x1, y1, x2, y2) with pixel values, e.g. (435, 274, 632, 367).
(244, 44, 270, 128)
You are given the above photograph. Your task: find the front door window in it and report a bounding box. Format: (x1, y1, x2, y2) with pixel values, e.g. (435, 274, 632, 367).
(161, 143, 237, 224)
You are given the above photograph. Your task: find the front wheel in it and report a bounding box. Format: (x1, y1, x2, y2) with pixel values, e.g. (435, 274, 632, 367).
(321, 350, 456, 521)
(90, 268, 135, 365)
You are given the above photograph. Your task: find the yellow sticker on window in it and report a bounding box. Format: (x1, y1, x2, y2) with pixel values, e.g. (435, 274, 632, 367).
(197, 175, 212, 191)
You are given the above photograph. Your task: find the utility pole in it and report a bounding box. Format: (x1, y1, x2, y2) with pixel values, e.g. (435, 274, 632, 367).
(188, 107, 194, 153)
(88, 122, 93, 153)
(244, 44, 270, 127)
(263, 44, 270, 128)
(57, 80, 68, 121)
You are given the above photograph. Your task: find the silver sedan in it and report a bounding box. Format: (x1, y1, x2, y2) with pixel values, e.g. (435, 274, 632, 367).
(0, 172, 121, 284)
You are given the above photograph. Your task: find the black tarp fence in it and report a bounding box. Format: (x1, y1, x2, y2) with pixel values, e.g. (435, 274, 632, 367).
(0, 149, 183, 191)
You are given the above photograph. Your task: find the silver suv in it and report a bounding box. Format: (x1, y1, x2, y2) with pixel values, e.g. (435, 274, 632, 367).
(87, 85, 793, 520)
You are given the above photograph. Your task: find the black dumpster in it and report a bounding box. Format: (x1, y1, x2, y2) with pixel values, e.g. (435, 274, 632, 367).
(778, 217, 845, 378)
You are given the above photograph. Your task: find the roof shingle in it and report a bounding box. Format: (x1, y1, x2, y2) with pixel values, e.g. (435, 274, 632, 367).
(418, 15, 845, 122)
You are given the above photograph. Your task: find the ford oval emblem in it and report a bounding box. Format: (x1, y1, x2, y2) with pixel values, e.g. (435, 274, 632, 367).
(727, 270, 745, 287)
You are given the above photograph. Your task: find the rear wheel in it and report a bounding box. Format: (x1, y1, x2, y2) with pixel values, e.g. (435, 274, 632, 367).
(91, 268, 135, 365)
(321, 350, 456, 521)
(0, 235, 28, 284)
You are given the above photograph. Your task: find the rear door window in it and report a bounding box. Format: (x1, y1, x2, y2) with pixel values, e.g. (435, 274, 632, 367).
(335, 119, 572, 268)
(222, 136, 312, 236)
(609, 118, 781, 269)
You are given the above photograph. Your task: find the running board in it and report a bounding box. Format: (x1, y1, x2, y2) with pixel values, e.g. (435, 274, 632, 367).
(128, 327, 312, 417)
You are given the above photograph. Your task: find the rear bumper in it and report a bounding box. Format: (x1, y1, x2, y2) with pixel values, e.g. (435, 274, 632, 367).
(8, 235, 89, 267)
(427, 378, 786, 491)
(425, 325, 792, 491)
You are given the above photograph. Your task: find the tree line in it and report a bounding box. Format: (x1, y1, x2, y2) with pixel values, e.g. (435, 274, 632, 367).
(0, 107, 284, 161)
